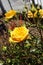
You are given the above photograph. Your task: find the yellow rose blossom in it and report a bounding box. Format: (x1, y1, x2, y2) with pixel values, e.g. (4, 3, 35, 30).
(34, 9, 43, 17)
(9, 26, 30, 43)
(39, 9, 43, 17)
(28, 9, 43, 18)
(28, 10, 37, 18)
(34, 10, 37, 17)
(28, 11, 33, 18)
(5, 10, 16, 19)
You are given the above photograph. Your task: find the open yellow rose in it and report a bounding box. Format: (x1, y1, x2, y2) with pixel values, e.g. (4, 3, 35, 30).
(9, 26, 30, 43)
(5, 10, 16, 19)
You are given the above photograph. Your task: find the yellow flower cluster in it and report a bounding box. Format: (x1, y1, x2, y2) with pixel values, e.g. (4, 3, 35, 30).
(28, 9, 43, 18)
(5, 10, 16, 20)
(9, 26, 30, 43)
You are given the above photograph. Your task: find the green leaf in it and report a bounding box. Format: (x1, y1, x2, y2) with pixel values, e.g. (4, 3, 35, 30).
(6, 58, 11, 63)
(2, 46, 7, 52)
(40, 25, 43, 29)
(0, 60, 4, 65)
(25, 40, 31, 48)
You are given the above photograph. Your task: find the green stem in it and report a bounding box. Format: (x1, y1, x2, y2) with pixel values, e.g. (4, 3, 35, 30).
(33, 14, 36, 24)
